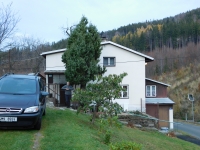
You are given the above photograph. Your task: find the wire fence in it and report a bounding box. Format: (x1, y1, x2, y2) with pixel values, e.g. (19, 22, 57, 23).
(126, 111, 182, 131)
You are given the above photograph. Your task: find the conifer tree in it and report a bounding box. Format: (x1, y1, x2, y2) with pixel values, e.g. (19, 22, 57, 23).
(62, 16, 106, 88)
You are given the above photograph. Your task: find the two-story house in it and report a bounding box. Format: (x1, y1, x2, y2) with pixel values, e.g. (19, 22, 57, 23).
(145, 78, 174, 129)
(41, 41, 155, 111)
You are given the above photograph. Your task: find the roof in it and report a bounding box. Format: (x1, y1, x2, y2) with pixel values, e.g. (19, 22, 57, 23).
(146, 78, 170, 87)
(40, 41, 154, 62)
(101, 41, 154, 62)
(146, 98, 175, 104)
(40, 49, 66, 58)
(44, 70, 65, 74)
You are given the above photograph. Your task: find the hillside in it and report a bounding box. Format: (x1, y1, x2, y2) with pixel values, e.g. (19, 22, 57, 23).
(154, 63, 200, 121)
(41, 108, 200, 149)
(104, 7, 200, 52)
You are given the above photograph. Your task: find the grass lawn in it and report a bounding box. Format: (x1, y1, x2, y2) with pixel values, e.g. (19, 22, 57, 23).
(0, 129, 35, 150)
(0, 108, 200, 150)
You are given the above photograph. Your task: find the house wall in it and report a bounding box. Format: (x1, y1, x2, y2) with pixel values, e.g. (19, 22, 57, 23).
(46, 52, 65, 70)
(100, 44, 146, 111)
(146, 80, 168, 98)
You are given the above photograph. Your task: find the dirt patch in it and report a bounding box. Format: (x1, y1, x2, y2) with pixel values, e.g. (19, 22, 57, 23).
(177, 135, 200, 146)
(32, 132, 43, 150)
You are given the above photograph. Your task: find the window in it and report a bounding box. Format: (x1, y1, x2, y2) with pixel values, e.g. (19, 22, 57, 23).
(0, 78, 36, 94)
(120, 85, 129, 98)
(146, 85, 156, 97)
(103, 57, 115, 66)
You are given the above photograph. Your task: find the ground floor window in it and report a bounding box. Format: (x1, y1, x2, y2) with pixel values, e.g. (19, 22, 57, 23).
(120, 85, 129, 98)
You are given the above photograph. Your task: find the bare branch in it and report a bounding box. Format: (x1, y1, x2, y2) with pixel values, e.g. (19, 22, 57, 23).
(0, 3, 19, 50)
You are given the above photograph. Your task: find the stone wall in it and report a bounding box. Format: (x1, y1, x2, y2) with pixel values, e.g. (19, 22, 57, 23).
(118, 114, 158, 128)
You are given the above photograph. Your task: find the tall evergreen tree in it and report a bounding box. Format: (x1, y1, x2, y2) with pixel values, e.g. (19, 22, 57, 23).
(62, 16, 106, 88)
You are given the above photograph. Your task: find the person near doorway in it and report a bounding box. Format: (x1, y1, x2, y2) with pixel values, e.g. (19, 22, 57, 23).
(61, 82, 74, 108)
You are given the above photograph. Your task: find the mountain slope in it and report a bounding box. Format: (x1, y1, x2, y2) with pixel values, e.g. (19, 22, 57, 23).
(155, 63, 200, 121)
(104, 8, 200, 52)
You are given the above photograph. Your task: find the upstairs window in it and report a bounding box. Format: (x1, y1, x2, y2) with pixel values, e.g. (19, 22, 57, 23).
(103, 57, 115, 66)
(146, 85, 156, 97)
(120, 85, 129, 98)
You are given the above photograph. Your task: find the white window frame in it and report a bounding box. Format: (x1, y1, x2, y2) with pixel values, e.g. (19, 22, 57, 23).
(120, 85, 129, 98)
(146, 85, 156, 97)
(103, 57, 116, 67)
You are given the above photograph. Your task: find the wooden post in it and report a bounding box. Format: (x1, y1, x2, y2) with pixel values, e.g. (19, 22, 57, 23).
(157, 102, 159, 129)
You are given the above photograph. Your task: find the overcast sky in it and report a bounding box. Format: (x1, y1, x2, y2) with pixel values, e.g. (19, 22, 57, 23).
(0, 0, 199, 43)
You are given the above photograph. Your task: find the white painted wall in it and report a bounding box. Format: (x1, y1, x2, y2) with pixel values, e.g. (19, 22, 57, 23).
(46, 52, 65, 70)
(100, 44, 146, 111)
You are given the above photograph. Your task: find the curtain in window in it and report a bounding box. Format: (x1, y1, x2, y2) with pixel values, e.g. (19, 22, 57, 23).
(152, 86, 156, 96)
(146, 86, 150, 96)
(103, 58, 108, 65)
(110, 58, 115, 65)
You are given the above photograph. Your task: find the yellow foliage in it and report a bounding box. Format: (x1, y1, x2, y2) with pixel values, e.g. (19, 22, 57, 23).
(146, 25, 153, 30)
(157, 24, 163, 32)
(136, 26, 146, 37)
(135, 24, 163, 37)
(112, 35, 120, 43)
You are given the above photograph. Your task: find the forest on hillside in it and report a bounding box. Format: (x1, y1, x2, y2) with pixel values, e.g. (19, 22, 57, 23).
(105, 8, 200, 52)
(102, 8, 200, 78)
(0, 40, 52, 76)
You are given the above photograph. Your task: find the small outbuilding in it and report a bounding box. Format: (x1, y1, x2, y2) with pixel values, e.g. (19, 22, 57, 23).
(145, 78, 174, 129)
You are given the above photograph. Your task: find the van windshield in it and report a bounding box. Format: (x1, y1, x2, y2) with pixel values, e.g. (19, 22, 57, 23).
(0, 78, 36, 94)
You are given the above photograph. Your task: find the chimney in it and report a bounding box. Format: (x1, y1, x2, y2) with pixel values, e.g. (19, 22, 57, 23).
(100, 31, 108, 42)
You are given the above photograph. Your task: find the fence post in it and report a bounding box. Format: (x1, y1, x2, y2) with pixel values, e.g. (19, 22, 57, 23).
(157, 102, 159, 129)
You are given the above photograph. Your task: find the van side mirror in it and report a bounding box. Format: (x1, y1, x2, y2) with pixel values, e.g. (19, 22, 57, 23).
(41, 91, 49, 96)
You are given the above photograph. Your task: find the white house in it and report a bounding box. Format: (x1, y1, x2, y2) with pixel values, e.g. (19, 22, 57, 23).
(40, 41, 154, 111)
(100, 41, 154, 111)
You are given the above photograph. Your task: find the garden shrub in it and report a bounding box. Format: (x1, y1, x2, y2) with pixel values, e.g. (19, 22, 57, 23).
(109, 141, 142, 150)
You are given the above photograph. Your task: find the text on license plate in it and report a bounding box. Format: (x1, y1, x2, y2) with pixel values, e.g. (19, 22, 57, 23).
(0, 117, 17, 122)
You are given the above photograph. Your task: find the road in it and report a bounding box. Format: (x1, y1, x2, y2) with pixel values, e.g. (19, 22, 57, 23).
(174, 121, 200, 139)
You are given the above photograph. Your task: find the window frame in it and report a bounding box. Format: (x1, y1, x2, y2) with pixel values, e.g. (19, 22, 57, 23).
(119, 85, 129, 99)
(146, 85, 156, 97)
(103, 57, 116, 67)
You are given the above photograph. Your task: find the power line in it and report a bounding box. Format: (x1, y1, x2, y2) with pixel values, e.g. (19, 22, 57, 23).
(13, 56, 40, 62)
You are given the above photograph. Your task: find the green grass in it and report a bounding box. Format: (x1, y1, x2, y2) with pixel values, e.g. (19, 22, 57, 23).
(0, 108, 200, 150)
(0, 130, 35, 150)
(40, 108, 107, 150)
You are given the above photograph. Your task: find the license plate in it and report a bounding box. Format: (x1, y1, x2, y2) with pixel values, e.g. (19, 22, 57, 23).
(0, 117, 17, 122)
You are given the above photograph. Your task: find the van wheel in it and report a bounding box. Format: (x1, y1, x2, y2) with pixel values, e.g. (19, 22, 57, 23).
(34, 118, 41, 130)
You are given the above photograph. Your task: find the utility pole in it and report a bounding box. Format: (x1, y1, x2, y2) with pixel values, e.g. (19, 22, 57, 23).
(188, 94, 194, 122)
(192, 100, 194, 122)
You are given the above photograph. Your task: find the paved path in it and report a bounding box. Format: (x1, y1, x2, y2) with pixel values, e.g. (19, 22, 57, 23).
(174, 122, 200, 139)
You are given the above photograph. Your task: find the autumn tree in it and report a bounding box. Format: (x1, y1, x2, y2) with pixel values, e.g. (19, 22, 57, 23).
(62, 16, 105, 88)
